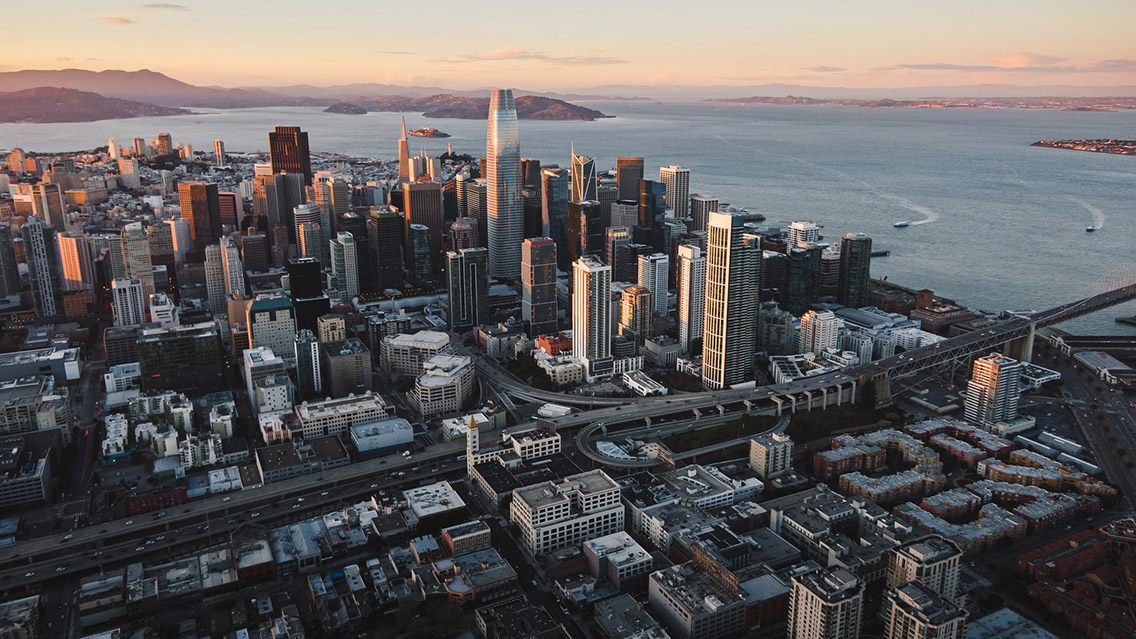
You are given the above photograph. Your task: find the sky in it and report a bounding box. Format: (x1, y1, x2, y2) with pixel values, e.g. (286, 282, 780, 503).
(5, 1, 1136, 90)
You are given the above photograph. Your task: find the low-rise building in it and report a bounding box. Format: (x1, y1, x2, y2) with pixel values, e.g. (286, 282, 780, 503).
(648, 564, 745, 639)
(255, 436, 350, 484)
(584, 531, 654, 591)
(510, 470, 625, 555)
(411, 354, 475, 418)
(348, 418, 414, 460)
(293, 392, 392, 441)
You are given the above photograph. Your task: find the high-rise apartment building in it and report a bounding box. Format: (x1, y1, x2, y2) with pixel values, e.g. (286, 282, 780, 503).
(153, 133, 173, 156)
(616, 157, 644, 202)
(268, 126, 312, 185)
(314, 173, 351, 229)
(573, 256, 613, 379)
(571, 151, 597, 202)
(247, 296, 297, 366)
(203, 244, 228, 314)
(177, 182, 222, 261)
(57, 234, 93, 292)
(294, 329, 323, 400)
(445, 248, 489, 331)
(786, 242, 822, 316)
(637, 252, 669, 316)
(486, 89, 522, 278)
(407, 224, 433, 287)
(788, 220, 821, 248)
(677, 245, 705, 353)
(521, 238, 557, 337)
(659, 165, 691, 217)
(121, 222, 155, 299)
(838, 233, 873, 308)
(404, 180, 445, 273)
(702, 212, 760, 390)
(887, 536, 963, 603)
(788, 567, 864, 639)
(605, 226, 631, 278)
(799, 309, 840, 354)
(213, 139, 225, 166)
(329, 232, 359, 302)
(619, 285, 652, 346)
(567, 200, 603, 264)
(149, 293, 178, 328)
(749, 432, 794, 479)
(112, 279, 146, 327)
(219, 235, 245, 300)
(689, 194, 718, 233)
(24, 217, 64, 319)
(881, 583, 967, 639)
(964, 353, 1022, 428)
(0, 223, 20, 298)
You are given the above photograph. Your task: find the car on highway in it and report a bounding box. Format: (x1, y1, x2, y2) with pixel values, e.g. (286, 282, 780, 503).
(222, 497, 231, 502)
(56, 566, 66, 573)
(251, 512, 260, 518)
(135, 546, 144, 552)
(292, 504, 300, 509)
(124, 520, 133, 526)
(321, 491, 329, 496)
(24, 572, 33, 578)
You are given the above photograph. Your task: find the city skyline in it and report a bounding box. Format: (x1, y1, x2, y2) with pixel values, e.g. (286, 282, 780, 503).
(4, 1, 1136, 90)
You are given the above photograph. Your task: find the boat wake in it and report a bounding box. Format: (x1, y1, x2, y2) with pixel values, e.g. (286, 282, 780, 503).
(1065, 195, 1105, 230)
(711, 136, 941, 227)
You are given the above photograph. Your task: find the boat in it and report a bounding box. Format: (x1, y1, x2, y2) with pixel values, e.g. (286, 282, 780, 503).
(1086, 226, 1096, 232)
(893, 221, 910, 228)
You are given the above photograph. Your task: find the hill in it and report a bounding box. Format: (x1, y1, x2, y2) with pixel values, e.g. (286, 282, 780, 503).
(357, 94, 610, 120)
(0, 87, 190, 123)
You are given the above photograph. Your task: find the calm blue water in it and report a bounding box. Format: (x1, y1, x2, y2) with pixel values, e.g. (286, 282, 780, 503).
(3, 102, 1135, 333)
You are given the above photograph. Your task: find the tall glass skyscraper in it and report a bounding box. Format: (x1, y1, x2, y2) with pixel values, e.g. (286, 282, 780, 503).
(486, 89, 522, 278)
(702, 212, 760, 390)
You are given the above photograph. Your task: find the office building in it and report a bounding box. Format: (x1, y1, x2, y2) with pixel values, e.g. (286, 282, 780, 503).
(611, 201, 639, 229)
(786, 242, 822, 316)
(605, 226, 631, 280)
(677, 245, 705, 353)
(397, 117, 411, 182)
(583, 531, 653, 591)
(320, 338, 372, 398)
(659, 165, 691, 217)
(964, 354, 1022, 429)
(788, 567, 864, 639)
(637, 252, 669, 315)
(521, 238, 557, 337)
(799, 310, 840, 354)
(268, 126, 312, 185)
(57, 233, 93, 292)
(750, 432, 794, 479)
(567, 200, 603, 263)
(247, 296, 297, 366)
(368, 206, 404, 291)
(24, 216, 64, 319)
(788, 221, 821, 248)
(450, 216, 479, 250)
(648, 564, 746, 639)
(137, 322, 225, 394)
(466, 178, 489, 249)
(486, 89, 523, 278)
(241, 233, 269, 272)
(572, 257, 613, 379)
(31, 183, 66, 230)
(293, 392, 392, 441)
(203, 244, 228, 314)
(689, 194, 718, 233)
(619, 285, 652, 346)
(887, 536, 963, 603)
(597, 184, 618, 227)
(217, 191, 240, 229)
(407, 224, 434, 287)
(542, 168, 570, 259)
(316, 315, 346, 343)
(178, 182, 221, 261)
(881, 582, 967, 639)
(403, 180, 445, 268)
(509, 469, 624, 555)
(314, 172, 350, 229)
(571, 150, 597, 202)
(212, 139, 225, 165)
(837, 233, 872, 308)
(111, 279, 146, 327)
(149, 293, 178, 328)
(294, 330, 322, 400)
(446, 247, 490, 330)
(220, 235, 245, 299)
(638, 180, 667, 231)
(701, 212, 760, 390)
(411, 354, 476, 418)
(616, 157, 644, 202)
(253, 173, 307, 249)
(0, 223, 20, 297)
(285, 257, 329, 332)
(329, 232, 359, 302)
(379, 330, 452, 377)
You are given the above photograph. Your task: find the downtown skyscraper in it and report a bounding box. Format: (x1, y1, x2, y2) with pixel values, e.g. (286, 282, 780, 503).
(702, 211, 760, 390)
(659, 165, 691, 216)
(964, 353, 1022, 428)
(677, 244, 705, 353)
(571, 149, 597, 202)
(838, 233, 873, 308)
(572, 256, 612, 380)
(486, 89, 522, 278)
(268, 126, 312, 185)
(616, 157, 644, 202)
(446, 248, 490, 331)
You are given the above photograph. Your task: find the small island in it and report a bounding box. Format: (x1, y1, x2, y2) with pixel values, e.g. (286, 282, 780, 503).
(1031, 139, 1136, 156)
(324, 101, 367, 115)
(408, 127, 450, 138)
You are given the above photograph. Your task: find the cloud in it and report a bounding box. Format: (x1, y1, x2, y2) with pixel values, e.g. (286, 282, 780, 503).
(375, 50, 413, 56)
(431, 48, 627, 66)
(878, 54, 1136, 74)
(133, 2, 187, 9)
(803, 65, 845, 73)
(100, 16, 135, 24)
(54, 57, 74, 62)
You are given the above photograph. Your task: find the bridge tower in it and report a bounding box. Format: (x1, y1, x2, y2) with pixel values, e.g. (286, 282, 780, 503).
(858, 371, 893, 409)
(1004, 320, 1036, 363)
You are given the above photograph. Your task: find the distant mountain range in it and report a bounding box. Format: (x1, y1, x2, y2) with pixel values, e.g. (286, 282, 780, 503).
(0, 87, 190, 123)
(339, 94, 610, 120)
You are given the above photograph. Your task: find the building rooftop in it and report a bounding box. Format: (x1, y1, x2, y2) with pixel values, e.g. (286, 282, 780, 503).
(967, 608, 1060, 639)
(888, 581, 966, 625)
(515, 469, 618, 511)
(583, 531, 650, 569)
(650, 564, 744, 615)
(402, 481, 465, 519)
(793, 567, 861, 603)
(593, 594, 669, 639)
(350, 418, 413, 440)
